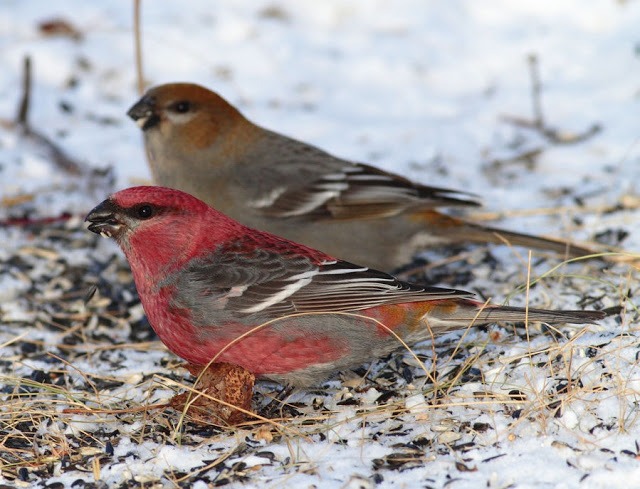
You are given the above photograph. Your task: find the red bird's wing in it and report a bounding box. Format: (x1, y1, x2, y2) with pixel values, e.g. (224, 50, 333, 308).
(170, 248, 473, 319)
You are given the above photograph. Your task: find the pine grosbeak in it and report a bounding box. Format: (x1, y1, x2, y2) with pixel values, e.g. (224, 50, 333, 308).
(86, 186, 604, 387)
(127, 83, 594, 272)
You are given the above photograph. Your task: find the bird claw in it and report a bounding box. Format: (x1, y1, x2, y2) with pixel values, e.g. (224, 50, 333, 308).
(258, 384, 295, 419)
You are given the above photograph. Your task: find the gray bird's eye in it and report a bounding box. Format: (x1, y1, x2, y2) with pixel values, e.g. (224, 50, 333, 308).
(172, 101, 191, 113)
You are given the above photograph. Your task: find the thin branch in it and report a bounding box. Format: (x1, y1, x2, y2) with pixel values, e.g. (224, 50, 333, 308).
(528, 54, 544, 129)
(0, 212, 72, 227)
(16, 56, 32, 127)
(134, 0, 145, 94)
(500, 53, 601, 146)
(12, 56, 83, 174)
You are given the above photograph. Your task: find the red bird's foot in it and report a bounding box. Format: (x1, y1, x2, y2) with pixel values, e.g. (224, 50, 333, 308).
(169, 362, 255, 425)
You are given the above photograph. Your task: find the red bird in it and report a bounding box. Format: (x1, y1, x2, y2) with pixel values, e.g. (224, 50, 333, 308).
(127, 83, 595, 272)
(86, 186, 604, 387)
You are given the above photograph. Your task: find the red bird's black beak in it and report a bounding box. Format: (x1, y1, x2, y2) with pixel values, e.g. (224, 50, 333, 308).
(127, 95, 160, 131)
(85, 199, 122, 238)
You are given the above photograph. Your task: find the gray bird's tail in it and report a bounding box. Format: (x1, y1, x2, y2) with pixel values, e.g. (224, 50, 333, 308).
(421, 211, 598, 258)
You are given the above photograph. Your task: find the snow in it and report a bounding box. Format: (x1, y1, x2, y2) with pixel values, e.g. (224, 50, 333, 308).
(1, 0, 640, 487)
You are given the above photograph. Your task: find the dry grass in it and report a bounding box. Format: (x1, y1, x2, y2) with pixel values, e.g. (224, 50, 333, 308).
(1, 244, 637, 485)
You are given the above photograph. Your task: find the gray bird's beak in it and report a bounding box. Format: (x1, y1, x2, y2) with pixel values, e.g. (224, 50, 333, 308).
(85, 199, 122, 239)
(127, 95, 160, 131)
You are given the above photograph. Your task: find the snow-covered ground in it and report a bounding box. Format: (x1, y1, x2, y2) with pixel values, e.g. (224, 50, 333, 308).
(1, 1, 639, 487)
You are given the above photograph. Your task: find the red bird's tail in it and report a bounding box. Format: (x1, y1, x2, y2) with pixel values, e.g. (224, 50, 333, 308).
(422, 299, 605, 332)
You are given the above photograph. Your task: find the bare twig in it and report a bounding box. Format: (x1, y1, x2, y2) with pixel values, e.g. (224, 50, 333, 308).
(500, 53, 602, 146)
(528, 54, 544, 129)
(486, 147, 543, 171)
(134, 0, 145, 94)
(5, 55, 84, 175)
(24, 130, 84, 175)
(0, 212, 72, 227)
(16, 56, 31, 127)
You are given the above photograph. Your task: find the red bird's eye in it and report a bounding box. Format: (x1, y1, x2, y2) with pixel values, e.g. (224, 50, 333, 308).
(136, 204, 154, 219)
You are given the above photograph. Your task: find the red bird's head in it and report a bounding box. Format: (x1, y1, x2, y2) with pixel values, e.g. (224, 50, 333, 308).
(86, 186, 206, 240)
(86, 186, 245, 276)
